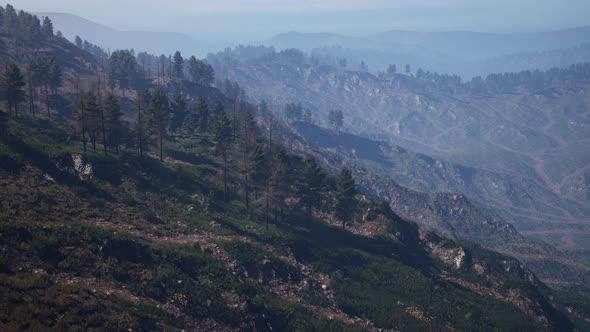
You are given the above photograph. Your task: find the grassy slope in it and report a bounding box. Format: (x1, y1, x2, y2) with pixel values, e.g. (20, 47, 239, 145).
(0, 115, 585, 330)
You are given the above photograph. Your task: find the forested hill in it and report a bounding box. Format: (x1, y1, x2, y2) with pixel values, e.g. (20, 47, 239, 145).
(0, 4, 589, 331)
(207, 45, 590, 257)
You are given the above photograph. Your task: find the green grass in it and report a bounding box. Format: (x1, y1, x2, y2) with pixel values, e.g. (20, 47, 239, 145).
(0, 116, 580, 330)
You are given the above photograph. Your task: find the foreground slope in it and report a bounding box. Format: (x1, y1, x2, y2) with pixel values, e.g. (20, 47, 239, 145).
(0, 115, 583, 331)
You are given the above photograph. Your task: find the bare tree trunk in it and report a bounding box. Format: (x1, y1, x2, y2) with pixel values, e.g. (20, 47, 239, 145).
(159, 133, 163, 162)
(137, 95, 143, 156)
(98, 89, 107, 155)
(223, 151, 228, 203)
(44, 84, 50, 118)
(27, 69, 35, 118)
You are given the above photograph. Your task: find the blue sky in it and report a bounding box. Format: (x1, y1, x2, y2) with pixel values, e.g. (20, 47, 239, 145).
(17, 0, 590, 41)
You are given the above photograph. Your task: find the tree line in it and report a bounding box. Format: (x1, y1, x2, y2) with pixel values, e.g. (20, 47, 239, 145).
(1, 58, 361, 230)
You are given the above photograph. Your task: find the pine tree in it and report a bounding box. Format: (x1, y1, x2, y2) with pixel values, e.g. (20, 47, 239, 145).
(250, 143, 267, 201)
(135, 90, 149, 156)
(298, 155, 325, 222)
(41, 16, 53, 39)
(187, 56, 214, 85)
(240, 108, 257, 209)
(1, 63, 26, 117)
(82, 91, 101, 151)
(169, 93, 187, 133)
(104, 92, 123, 153)
(172, 51, 184, 80)
(74, 35, 83, 48)
(195, 97, 209, 133)
(334, 167, 357, 229)
(30, 57, 61, 118)
(211, 101, 232, 202)
(328, 109, 343, 131)
(181, 107, 199, 135)
(74, 91, 88, 152)
(270, 148, 290, 222)
(147, 90, 170, 161)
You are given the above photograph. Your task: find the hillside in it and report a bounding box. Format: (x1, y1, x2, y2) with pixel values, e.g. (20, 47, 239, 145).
(280, 121, 590, 287)
(207, 50, 590, 259)
(1, 113, 585, 331)
(2, 4, 590, 330)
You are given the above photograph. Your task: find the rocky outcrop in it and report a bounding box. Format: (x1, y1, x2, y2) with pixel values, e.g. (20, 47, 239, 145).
(55, 153, 94, 181)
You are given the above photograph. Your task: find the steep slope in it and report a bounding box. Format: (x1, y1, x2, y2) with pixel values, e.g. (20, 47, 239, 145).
(208, 53, 590, 255)
(279, 121, 590, 287)
(0, 114, 582, 331)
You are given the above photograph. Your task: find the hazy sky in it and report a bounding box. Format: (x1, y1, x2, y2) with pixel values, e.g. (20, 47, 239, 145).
(18, 0, 590, 41)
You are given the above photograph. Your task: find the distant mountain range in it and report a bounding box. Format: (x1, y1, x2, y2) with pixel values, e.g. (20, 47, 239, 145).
(38, 12, 224, 57)
(39, 12, 590, 78)
(270, 28, 590, 78)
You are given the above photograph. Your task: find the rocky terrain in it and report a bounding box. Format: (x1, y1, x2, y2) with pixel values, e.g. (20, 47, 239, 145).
(209, 52, 590, 259)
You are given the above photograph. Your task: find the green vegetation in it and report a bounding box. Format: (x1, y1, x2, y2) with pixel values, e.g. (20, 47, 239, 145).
(0, 4, 588, 330)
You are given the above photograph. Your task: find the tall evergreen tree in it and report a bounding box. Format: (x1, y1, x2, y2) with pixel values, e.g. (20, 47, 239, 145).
(74, 35, 83, 48)
(30, 57, 61, 118)
(169, 93, 187, 133)
(1, 63, 26, 117)
(147, 90, 170, 161)
(270, 148, 290, 222)
(41, 16, 53, 39)
(298, 156, 325, 222)
(211, 101, 232, 202)
(240, 108, 257, 209)
(334, 167, 357, 229)
(104, 92, 123, 153)
(135, 90, 150, 156)
(250, 143, 267, 201)
(328, 109, 344, 131)
(81, 91, 101, 151)
(195, 97, 209, 133)
(172, 51, 184, 80)
(187, 56, 214, 85)
(74, 91, 88, 151)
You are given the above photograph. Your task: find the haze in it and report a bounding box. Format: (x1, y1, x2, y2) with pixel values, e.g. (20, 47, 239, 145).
(19, 0, 590, 42)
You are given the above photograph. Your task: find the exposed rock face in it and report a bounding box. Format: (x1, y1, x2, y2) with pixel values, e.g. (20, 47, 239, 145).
(420, 230, 468, 270)
(55, 153, 94, 181)
(71, 154, 94, 180)
(417, 228, 557, 329)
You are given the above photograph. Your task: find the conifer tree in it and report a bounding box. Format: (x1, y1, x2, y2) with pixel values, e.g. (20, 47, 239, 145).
(250, 143, 267, 201)
(74, 91, 88, 152)
(211, 101, 232, 202)
(104, 92, 123, 153)
(1, 63, 26, 117)
(74, 35, 83, 48)
(172, 51, 184, 80)
(41, 16, 53, 39)
(147, 90, 170, 161)
(270, 148, 290, 222)
(334, 167, 357, 229)
(195, 97, 209, 133)
(298, 155, 325, 222)
(135, 90, 149, 156)
(169, 93, 187, 133)
(240, 108, 257, 209)
(82, 91, 101, 151)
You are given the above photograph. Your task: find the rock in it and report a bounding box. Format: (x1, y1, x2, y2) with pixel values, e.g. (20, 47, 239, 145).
(321, 284, 328, 290)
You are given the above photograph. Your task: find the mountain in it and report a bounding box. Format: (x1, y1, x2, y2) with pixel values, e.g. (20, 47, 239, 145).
(38, 12, 218, 57)
(269, 27, 590, 77)
(207, 47, 590, 261)
(2, 5, 589, 330)
(280, 121, 590, 287)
